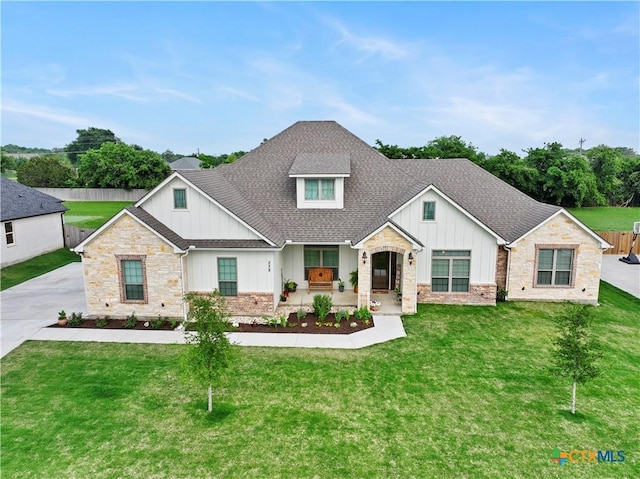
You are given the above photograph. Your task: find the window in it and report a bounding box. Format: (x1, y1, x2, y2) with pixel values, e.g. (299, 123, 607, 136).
(218, 258, 237, 296)
(4, 222, 15, 245)
(305, 179, 335, 200)
(431, 250, 471, 292)
(117, 255, 147, 303)
(423, 202, 436, 220)
(536, 247, 575, 287)
(304, 245, 339, 279)
(173, 189, 187, 209)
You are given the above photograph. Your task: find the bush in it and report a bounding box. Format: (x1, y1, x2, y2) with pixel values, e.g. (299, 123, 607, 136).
(296, 308, 307, 321)
(124, 312, 137, 329)
(151, 317, 167, 330)
(335, 309, 350, 323)
(354, 306, 372, 321)
(96, 317, 109, 328)
(312, 294, 333, 321)
(497, 286, 508, 302)
(67, 312, 84, 327)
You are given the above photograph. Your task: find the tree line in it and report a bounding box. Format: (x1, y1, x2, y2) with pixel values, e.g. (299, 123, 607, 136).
(375, 136, 640, 207)
(2, 127, 639, 207)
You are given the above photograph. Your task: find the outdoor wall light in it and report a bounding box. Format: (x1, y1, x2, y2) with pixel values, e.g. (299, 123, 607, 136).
(408, 252, 414, 265)
(362, 251, 367, 264)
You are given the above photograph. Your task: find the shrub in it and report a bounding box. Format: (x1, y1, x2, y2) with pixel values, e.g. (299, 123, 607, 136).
(497, 286, 508, 302)
(96, 316, 109, 328)
(151, 317, 167, 330)
(312, 294, 333, 321)
(354, 306, 372, 321)
(335, 309, 350, 323)
(67, 312, 84, 327)
(296, 308, 307, 321)
(124, 312, 137, 329)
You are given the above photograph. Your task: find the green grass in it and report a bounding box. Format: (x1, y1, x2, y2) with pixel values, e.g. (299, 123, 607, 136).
(0, 248, 80, 291)
(63, 201, 133, 229)
(568, 207, 640, 231)
(2, 282, 637, 478)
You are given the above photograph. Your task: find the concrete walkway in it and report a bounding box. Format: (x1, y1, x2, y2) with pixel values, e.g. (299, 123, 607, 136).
(29, 315, 406, 350)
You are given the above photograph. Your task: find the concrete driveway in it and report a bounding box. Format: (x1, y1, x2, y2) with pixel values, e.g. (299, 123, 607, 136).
(600, 255, 640, 299)
(1, 262, 86, 358)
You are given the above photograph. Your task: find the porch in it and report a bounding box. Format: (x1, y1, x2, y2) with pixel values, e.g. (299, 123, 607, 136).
(276, 289, 402, 315)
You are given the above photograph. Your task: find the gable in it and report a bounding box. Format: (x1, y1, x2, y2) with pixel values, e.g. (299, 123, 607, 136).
(140, 176, 263, 241)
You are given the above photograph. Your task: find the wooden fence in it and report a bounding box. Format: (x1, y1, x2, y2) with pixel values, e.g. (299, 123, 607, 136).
(36, 188, 148, 202)
(64, 225, 96, 248)
(598, 231, 639, 255)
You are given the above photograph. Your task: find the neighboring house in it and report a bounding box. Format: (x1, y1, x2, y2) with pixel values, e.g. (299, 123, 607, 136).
(1, 177, 68, 267)
(169, 157, 201, 170)
(75, 121, 610, 319)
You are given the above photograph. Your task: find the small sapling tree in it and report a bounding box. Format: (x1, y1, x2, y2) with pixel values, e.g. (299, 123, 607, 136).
(550, 304, 603, 414)
(182, 291, 236, 412)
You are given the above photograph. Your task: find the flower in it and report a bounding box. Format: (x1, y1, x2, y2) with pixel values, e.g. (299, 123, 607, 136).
(232, 321, 239, 328)
(370, 300, 381, 307)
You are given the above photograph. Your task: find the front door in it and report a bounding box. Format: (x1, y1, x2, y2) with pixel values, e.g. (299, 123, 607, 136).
(372, 252, 390, 290)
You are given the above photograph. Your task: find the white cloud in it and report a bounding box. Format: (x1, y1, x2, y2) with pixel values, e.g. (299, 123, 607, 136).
(326, 18, 409, 61)
(218, 86, 260, 103)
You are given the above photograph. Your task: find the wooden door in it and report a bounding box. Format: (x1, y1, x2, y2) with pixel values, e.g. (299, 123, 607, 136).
(372, 252, 389, 289)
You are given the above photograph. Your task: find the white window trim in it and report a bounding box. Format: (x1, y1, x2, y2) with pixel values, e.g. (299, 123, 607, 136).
(422, 201, 436, 221)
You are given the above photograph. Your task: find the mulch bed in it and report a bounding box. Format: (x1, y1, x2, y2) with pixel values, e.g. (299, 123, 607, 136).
(234, 313, 374, 335)
(47, 313, 374, 335)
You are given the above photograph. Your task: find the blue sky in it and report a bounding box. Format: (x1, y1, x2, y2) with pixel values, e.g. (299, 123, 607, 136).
(2, 1, 638, 157)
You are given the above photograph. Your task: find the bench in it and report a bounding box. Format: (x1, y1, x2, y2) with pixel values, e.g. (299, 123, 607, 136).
(307, 267, 334, 293)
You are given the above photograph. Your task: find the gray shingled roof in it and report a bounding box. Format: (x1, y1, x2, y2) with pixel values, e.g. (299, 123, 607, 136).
(167, 121, 562, 246)
(1, 177, 67, 222)
(170, 157, 201, 170)
(288, 153, 351, 176)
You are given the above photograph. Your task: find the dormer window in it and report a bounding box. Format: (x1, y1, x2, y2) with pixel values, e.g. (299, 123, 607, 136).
(305, 179, 335, 201)
(289, 153, 350, 209)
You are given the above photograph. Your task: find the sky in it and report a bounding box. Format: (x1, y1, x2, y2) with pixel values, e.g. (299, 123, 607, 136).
(1, 1, 638, 157)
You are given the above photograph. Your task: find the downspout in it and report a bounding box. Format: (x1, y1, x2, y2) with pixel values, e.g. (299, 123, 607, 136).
(180, 245, 195, 321)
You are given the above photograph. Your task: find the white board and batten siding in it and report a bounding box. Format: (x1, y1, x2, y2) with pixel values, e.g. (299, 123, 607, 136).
(142, 178, 261, 240)
(187, 250, 277, 293)
(280, 244, 357, 289)
(1, 214, 65, 267)
(390, 189, 498, 284)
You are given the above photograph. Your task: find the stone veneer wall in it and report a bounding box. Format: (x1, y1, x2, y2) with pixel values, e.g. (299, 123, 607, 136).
(81, 214, 184, 319)
(495, 246, 508, 290)
(361, 226, 417, 314)
(417, 283, 496, 305)
(220, 292, 274, 316)
(506, 213, 603, 304)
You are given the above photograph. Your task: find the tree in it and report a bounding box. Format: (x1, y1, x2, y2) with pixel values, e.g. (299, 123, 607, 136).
(550, 304, 603, 415)
(77, 142, 170, 189)
(16, 154, 77, 187)
(586, 145, 623, 204)
(375, 136, 486, 163)
(1, 151, 15, 173)
(65, 127, 119, 165)
(199, 151, 246, 169)
(482, 149, 539, 197)
(160, 149, 185, 163)
(181, 291, 236, 412)
(617, 155, 640, 207)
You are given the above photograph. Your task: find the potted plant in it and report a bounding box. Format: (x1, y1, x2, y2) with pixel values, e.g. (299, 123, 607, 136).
(369, 300, 381, 311)
(57, 310, 68, 326)
(338, 278, 345, 292)
(349, 270, 358, 293)
(280, 293, 287, 302)
(395, 286, 402, 302)
(285, 280, 297, 293)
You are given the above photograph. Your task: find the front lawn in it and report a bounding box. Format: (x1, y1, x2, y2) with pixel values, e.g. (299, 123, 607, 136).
(63, 201, 133, 229)
(0, 248, 80, 291)
(1, 283, 638, 478)
(567, 207, 640, 231)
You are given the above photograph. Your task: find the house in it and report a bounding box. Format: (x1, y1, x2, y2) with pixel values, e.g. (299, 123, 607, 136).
(1, 177, 68, 267)
(169, 157, 201, 170)
(74, 121, 610, 319)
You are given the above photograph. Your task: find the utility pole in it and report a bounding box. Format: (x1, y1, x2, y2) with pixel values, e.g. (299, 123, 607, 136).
(578, 138, 586, 154)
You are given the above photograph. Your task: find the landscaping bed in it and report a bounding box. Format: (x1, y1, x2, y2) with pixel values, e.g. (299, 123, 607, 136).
(48, 318, 178, 331)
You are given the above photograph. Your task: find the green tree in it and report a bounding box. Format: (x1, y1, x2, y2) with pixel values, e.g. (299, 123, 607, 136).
(525, 143, 604, 207)
(1, 151, 15, 173)
(550, 304, 603, 415)
(617, 155, 640, 207)
(77, 142, 170, 189)
(65, 127, 119, 165)
(199, 151, 246, 169)
(482, 149, 539, 197)
(16, 154, 77, 187)
(375, 136, 486, 163)
(160, 149, 185, 163)
(586, 145, 623, 204)
(181, 291, 236, 412)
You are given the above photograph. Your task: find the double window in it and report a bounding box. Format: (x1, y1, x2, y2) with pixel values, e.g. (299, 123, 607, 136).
(305, 179, 335, 201)
(304, 246, 339, 280)
(117, 255, 147, 303)
(4, 222, 15, 245)
(173, 188, 187, 209)
(431, 250, 470, 292)
(218, 258, 238, 296)
(535, 247, 575, 287)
